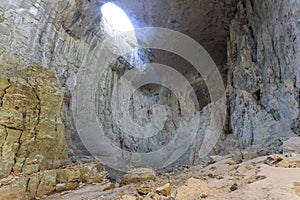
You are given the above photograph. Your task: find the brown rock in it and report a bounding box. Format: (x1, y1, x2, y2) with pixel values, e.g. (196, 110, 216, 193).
(156, 183, 171, 196)
(176, 178, 211, 200)
(216, 175, 224, 180)
(35, 171, 57, 198)
(103, 183, 116, 191)
(80, 161, 106, 184)
(26, 174, 41, 199)
(55, 182, 79, 192)
(0, 175, 16, 185)
(121, 168, 156, 185)
(0, 66, 69, 179)
(137, 186, 152, 195)
(147, 191, 161, 200)
(0, 176, 28, 200)
(64, 168, 81, 182)
(0, 161, 107, 199)
(264, 155, 290, 168)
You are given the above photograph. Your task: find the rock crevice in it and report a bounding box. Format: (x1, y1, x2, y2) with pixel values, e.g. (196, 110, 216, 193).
(226, 0, 300, 153)
(0, 66, 69, 179)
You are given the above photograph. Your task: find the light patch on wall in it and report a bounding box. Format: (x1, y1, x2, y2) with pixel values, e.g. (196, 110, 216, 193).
(101, 2, 134, 33)
(101, 2, 147, 70)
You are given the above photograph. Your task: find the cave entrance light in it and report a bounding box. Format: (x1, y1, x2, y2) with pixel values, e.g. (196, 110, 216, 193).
(101, 2, 147, 71)
(101, 2, 135, 33)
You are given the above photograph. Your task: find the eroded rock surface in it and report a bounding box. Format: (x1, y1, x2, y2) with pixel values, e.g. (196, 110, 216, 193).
(226, 0, 300, 152)
(0, 161, 106, 200)
(0, 0, 300, 198)
(0, 0, 233, 168)
(0, 66, 68, 179)
(283, 137, 300, 154)
(121, 168, 156, 185)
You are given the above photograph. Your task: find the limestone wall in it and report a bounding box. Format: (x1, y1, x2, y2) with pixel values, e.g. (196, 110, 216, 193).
(0, 0, 299, 180)
(0, 66, 68, 178)
(227, 0, 300, 153)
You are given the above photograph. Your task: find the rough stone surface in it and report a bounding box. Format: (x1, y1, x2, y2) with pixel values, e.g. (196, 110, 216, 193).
(121, 168, 156, 185)
(0, 0, 236, 169)
(0, 161, 106, 200)
(0, 0, 92, 162)
(59, 0, 239, 70)
(137, 186, 152, 195)
(264, 155, 290, 168)
(116, 0, 239, 71)
(0, 0, 299, 185)
(227, 0, 300, 152)
(156, 183, 171, 196)
(0, 66, 68, 179)
(175, 178, 211, 200)
(45, 154, 300, 200)
(283, 137, 300, 154)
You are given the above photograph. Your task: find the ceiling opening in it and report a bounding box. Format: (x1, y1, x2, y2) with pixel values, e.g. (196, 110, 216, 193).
(101, 2, 135, 33)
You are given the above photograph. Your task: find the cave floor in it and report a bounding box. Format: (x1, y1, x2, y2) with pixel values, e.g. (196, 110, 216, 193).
(46, 154, 300, 200)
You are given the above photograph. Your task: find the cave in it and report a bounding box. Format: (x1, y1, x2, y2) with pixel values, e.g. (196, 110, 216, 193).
(0, 0, 299, 199)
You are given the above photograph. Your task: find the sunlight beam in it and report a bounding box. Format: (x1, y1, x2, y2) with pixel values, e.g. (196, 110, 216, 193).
(101, 2, 135, 33)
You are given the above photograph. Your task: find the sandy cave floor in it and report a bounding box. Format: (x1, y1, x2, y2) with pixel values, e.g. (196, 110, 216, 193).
(45, 154, 300, 200)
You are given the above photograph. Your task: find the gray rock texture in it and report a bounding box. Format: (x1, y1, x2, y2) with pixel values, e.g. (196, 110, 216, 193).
(0, 0, 299, 179)
(0, 0, 235, 169)
(283, 137, 300, 154)
(227, 0, 300, 153)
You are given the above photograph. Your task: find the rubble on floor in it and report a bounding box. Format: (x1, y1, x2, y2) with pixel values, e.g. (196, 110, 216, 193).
(46, 152, 300, 200)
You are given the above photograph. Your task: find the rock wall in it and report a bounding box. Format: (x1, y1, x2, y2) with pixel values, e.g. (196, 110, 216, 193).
(0, 161, 106, 199)
(0, 0, 93, 161)
(0, 0, 299, 180)
(0, 66, 68, 179)
(0, 0, 228, 169)
(96, 68, 182, 154)
(0, 1, 109, 197)
(227, 0, 300, 153)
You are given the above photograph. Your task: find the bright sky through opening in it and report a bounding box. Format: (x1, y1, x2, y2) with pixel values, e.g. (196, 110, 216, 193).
(101, 2, 135, 33)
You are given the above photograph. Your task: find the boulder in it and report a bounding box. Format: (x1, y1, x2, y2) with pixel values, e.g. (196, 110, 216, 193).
(264, 155, 290, 168)
(283, 137, 300, 154)
(121, 168, 156, 185)
(137, 186, 152, 195)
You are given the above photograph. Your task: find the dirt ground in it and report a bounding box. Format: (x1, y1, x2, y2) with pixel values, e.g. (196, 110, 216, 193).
(46, 154, 300, 200)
